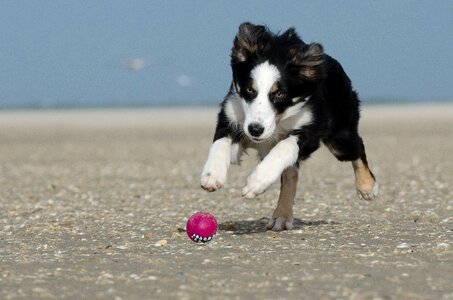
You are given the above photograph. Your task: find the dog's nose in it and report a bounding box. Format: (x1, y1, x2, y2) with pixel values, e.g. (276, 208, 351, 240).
(248, 123, 264, 137)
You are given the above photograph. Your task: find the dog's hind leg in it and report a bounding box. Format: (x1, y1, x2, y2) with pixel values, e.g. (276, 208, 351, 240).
(325, 132, 378, 200)
(267, 166, 299, 231)
(351, 138, 379, 200)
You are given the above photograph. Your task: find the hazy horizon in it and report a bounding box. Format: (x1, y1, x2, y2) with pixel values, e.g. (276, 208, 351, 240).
(1, 1, 453, 109)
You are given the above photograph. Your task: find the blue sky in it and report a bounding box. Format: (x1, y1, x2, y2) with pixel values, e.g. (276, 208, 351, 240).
(1, 1, 452, 108)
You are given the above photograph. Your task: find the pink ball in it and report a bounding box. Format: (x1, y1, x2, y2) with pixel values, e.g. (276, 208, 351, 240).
(186, 212, 218, 243)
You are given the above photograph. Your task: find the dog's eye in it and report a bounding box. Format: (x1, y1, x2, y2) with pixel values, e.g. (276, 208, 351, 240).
(246, 87, 256, 95)
(275, 91, 286, 99)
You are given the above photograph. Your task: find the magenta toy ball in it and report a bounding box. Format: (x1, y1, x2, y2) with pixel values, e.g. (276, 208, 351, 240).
(186, 212, 218, 243)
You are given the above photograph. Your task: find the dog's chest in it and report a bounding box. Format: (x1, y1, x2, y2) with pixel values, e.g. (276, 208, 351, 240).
(242, 131, 289, 160)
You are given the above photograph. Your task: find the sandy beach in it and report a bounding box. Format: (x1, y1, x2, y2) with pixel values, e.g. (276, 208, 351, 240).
(0, 104, 452, 299)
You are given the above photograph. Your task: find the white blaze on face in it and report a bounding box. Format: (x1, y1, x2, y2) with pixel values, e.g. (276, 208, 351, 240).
(244, 61, 280, 140)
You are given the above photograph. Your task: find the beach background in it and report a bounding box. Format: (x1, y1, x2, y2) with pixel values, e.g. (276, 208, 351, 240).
(1, 2, 453, 299)
(1, 105, 452, 299)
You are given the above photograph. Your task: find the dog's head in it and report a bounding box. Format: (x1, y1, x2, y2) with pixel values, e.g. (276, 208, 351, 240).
(230, 22, 325, 142)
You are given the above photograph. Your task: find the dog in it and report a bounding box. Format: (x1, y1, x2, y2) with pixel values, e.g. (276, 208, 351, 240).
(200, 22, 379, 231)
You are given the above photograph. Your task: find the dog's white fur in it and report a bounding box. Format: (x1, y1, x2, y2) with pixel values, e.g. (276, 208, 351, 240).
(200, 137, 231, 191)
(242, 135, 299, 198)
(224, 93, 244, 125)
(243, 61, 280, 141)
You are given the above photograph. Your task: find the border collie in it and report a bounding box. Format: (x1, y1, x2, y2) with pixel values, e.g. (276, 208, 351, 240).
(200, 22, 379, 231)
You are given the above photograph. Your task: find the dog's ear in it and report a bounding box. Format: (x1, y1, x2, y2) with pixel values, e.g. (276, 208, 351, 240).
(289, 43, 325, 81)
(280, 27, 299, 40)
(231, 22, 270, 63)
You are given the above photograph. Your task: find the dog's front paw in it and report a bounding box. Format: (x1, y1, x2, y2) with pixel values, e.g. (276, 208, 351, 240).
(266, 216, 294, 231)
(200, 164, 227, 192)
(242, 170, 273, 199)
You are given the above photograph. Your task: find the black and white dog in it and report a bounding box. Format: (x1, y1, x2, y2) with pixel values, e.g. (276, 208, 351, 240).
(201, 23, 378, 231)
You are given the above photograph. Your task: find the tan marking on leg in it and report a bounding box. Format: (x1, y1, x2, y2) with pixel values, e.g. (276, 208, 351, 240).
(352, 159, 378, 200)
(267, 166, 298, 231)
